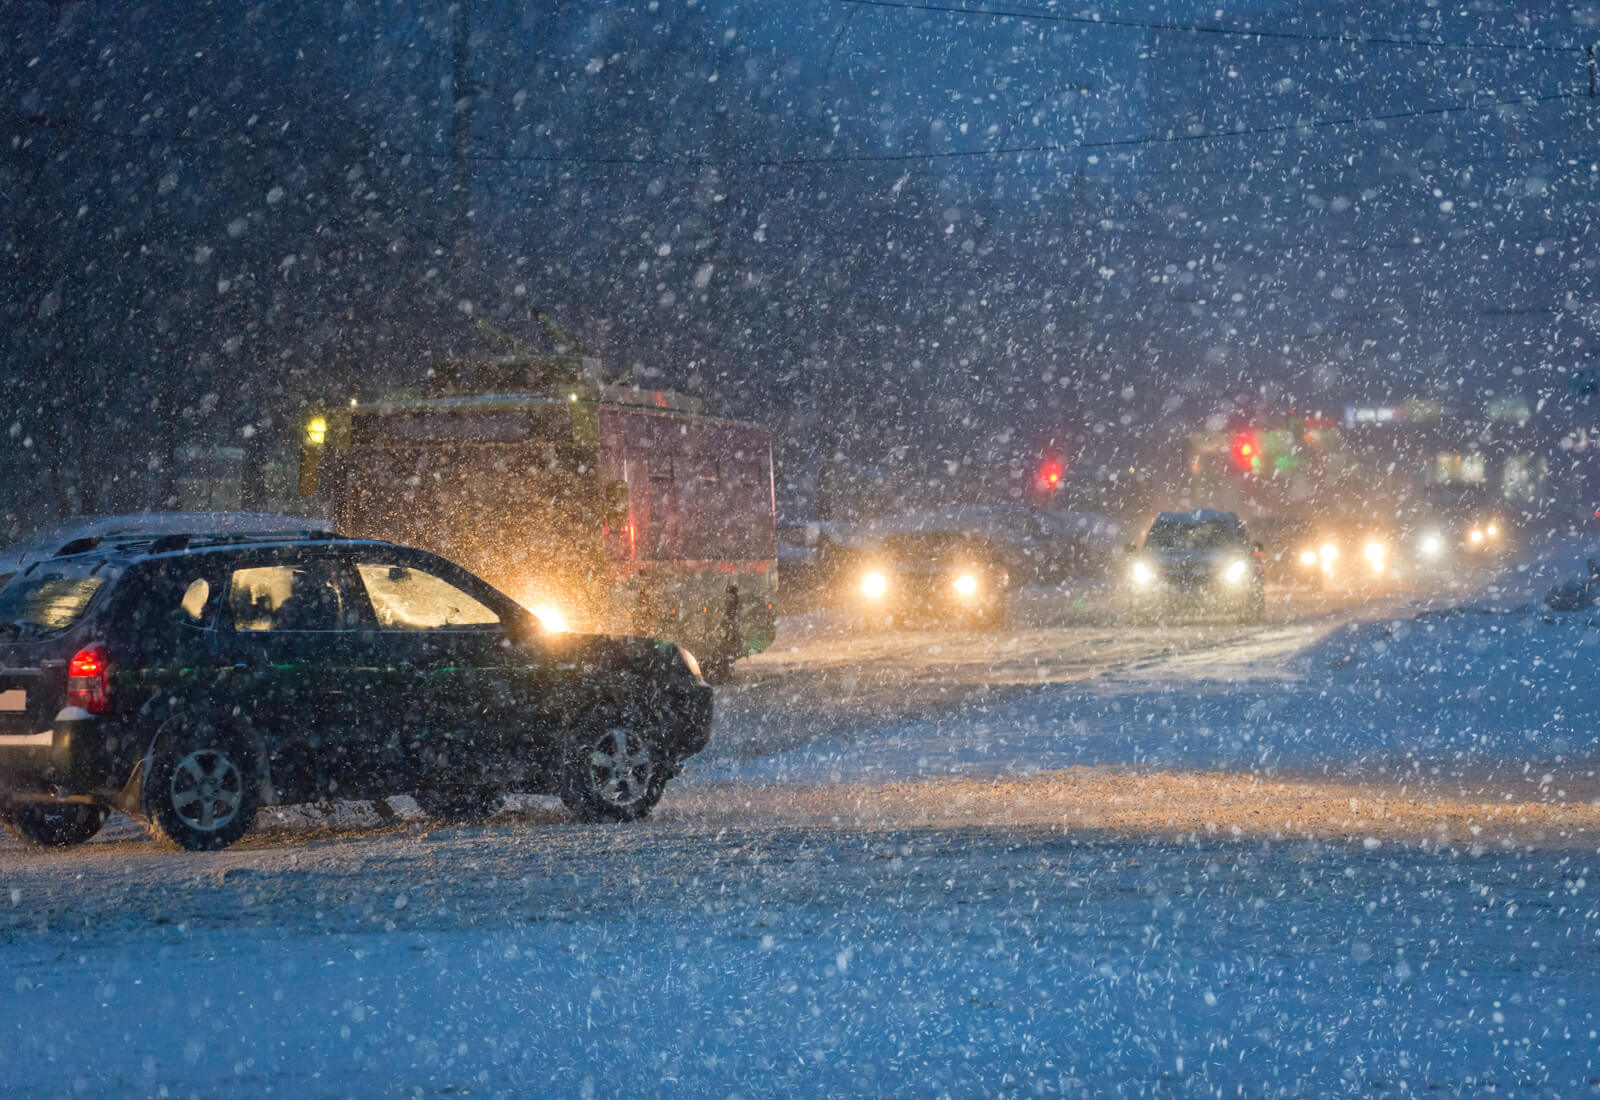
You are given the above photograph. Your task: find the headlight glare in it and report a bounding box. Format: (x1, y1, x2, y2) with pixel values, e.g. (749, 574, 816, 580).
(532, 605, 569, 632)
(953, 572, 979, 597)
(861, 571, 888, 599)
(1131, 560, 1154, 586)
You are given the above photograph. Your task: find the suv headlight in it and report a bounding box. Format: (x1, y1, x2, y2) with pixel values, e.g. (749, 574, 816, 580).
(952, 572, 979, 597)
(1130, 560, 1155, 586)
(1223, 559, 1249, 585)
(860, 571, 888, 599)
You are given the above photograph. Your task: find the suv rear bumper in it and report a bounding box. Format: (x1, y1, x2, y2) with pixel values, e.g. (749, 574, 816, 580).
(0, 710, 122, 799)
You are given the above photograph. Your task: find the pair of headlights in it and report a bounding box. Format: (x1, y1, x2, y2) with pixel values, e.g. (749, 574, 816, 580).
(1297, 540, 1388, 574)
(860, 571, 981, 599)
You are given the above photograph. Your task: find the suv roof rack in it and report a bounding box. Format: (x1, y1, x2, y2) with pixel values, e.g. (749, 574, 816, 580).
(55, 528, 346, 559)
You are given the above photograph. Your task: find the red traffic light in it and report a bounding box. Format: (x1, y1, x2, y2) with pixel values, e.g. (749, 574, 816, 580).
(1036, 458, 1066, 492)
(1231, 433, 1260, 471)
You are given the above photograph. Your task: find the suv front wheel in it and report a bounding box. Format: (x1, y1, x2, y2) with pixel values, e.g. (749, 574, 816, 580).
(146, 721, 262, 851)
(560, 716, 667, 823)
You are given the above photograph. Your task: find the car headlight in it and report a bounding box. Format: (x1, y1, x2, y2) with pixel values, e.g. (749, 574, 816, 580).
(861, 571, 888, 599)
(1318, 542, 1338, 564)
(1418, 532, 1444, 558)
(532, 605, 569, 632)
(953, 572, 979, 597)
(1130, 560, 1155, 586)
(1485, 522, 1500, 538)
(1223, 559, 1249, 585)
(1469, 528, 1485, 544)
(1362, 540, 1386, 574)
(1298, 549, 1319, 567)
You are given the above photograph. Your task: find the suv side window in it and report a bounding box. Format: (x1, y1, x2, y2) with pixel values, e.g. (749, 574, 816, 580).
(229, 563, 349, 632)
(354, 562, 500, 630)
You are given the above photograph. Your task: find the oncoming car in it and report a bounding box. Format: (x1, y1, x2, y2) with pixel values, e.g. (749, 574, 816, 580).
(1285, 524, 1399, 589)
(851, 532, 1008, 628)
(0, 526, 711, 851)
(1405, 485, 1511, 567)
(1125, 510, 1265, 623)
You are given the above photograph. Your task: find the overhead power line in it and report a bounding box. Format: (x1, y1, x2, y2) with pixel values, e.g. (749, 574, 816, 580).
(3, 89, 1581, 174)
(835, 0, 1586, 54)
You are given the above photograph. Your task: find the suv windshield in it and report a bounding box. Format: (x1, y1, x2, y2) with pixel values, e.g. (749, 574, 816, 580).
(0, 559, 116, 635)
(1145, 519, 1243, 551)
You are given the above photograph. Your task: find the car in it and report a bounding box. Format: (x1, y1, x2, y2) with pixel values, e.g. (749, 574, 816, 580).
(1281, 521, 1400, 590)
(851, 531, 1009, 628)
(1402, 485, 1510, 563)
(0, 526, 711, 851)
(1125, 509, 1266, 623)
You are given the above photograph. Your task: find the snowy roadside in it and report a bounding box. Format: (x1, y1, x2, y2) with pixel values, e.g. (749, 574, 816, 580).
(3, 537, 1599, 1097)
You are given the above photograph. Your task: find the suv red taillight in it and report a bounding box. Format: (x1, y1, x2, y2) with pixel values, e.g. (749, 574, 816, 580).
(67, 644, 110, 714)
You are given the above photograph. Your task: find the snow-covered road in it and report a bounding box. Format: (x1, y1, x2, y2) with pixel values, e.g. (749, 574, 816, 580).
(3, 543, 1599, 1096)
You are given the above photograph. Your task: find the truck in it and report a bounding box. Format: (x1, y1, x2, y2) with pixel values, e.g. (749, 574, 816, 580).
(296, 356, 777, 679)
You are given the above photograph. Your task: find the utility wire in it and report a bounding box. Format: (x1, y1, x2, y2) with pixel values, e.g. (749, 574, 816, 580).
(2, 89, 1582, 173)
(835, 0, 1585, 54)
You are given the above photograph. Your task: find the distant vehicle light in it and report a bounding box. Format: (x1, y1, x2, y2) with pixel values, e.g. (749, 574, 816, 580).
(953, 573, 979, 597)
(861, 571, 888, 599)
(1419, 532, 1444, 558)
(1486, 522, 1499, 538)
(1469, 528, 1485, 544)
(1130, 560, 1155, 586)
(532, 605, 569, 633)
(1298, 549, 1319, 567)
(1318, 542, 1338, 563)
(1223, 559, 1249, 585)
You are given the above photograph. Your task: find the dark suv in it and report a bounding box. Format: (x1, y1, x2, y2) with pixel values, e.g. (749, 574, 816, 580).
(0, 529, 712, 851)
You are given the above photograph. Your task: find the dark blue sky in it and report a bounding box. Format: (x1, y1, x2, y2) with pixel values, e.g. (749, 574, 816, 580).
(2, 1, 1595, 515)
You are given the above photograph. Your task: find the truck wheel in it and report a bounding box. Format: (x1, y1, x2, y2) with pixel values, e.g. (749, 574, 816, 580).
(560, 716, 667, 823)
(3, 802, 108, 847)
(146, 723, 261, 851)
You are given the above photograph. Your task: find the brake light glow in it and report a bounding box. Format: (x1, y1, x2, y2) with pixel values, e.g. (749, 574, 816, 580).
(67, 644, 110, 714)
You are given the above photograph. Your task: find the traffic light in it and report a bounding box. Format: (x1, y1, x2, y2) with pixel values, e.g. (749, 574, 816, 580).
(1231, 432, 1260, 472)
(1036, 457, 1066, 493)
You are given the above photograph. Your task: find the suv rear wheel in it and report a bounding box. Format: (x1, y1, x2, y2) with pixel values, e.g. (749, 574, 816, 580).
(3, 802, 108, 847)
(146, 722, 261, 851)
(560, 717, 667, 823)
